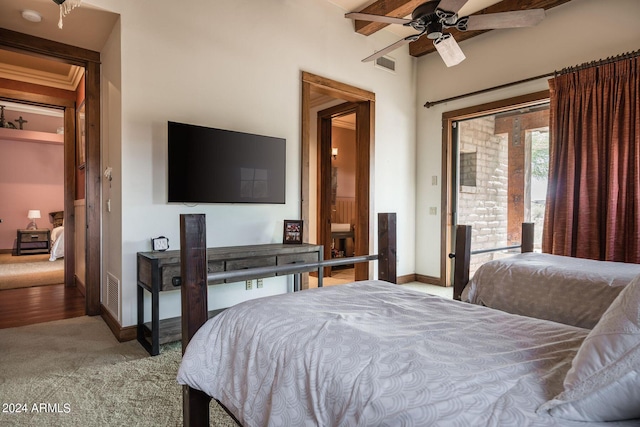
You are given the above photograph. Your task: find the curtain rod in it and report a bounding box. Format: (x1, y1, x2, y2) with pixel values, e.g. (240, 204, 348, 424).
(423, 72, 553, 108)
(555, 49, 640, 76)
(424, 49, 640, 109)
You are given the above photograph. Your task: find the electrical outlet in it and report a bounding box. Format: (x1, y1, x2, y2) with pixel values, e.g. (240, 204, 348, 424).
(429, 207, 437, 215)
(432, 176, 438, 185)
(257, 278, 263, 288)
(245, 280, 252, 290)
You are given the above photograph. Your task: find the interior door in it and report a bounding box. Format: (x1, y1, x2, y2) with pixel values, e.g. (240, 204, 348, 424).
(318, 110, 334, 277)
(317, 103, 358, 277)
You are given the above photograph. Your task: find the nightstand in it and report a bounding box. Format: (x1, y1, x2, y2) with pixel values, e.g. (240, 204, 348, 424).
(17, 229, 51, 255)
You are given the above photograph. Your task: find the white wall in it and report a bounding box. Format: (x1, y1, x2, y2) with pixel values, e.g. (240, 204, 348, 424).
(0, 135, 64, 250)
(91, 0, 417, 327)
(100, 18, 123, 318)
(415, 0, 640, 279)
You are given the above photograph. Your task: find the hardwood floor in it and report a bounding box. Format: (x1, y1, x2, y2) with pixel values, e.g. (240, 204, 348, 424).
(0, 284, 85, 329)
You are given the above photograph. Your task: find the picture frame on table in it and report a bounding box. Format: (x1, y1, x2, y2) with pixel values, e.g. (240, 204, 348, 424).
(283, 220, 303, 244)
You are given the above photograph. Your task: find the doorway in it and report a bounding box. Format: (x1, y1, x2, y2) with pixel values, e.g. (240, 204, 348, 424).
(0, 29, 101, 316)
(0, 91, 84, 328)
(300, 72, 375, 287)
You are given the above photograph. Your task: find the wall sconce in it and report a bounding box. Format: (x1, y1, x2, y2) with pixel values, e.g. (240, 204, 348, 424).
(332, 147, 338, 159)
(27, 210, 41, 230)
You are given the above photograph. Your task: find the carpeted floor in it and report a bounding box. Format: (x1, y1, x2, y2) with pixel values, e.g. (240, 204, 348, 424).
(0, 253, 52, 265)
(0, 253, 63, 290)
(0, 316, 236, 426)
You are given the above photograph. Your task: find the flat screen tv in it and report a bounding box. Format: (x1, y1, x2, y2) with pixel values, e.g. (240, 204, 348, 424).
(168, 121, 286, 204)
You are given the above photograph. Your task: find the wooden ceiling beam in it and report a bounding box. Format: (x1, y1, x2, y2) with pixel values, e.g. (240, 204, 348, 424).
(353, 0, 426, 36)
(409, 0, 573, 57)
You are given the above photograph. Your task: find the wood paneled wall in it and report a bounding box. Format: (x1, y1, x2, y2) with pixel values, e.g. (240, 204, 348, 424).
(332, 197, 356, 225)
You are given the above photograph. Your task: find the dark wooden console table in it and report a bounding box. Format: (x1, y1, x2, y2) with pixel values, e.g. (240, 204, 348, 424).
(137, 243, 323, 355)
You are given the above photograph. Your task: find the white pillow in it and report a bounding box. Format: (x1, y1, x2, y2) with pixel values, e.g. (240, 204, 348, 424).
(538, 273, 640, 421)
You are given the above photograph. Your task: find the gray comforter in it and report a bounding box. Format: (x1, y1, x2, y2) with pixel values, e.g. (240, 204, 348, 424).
(178, 280, 637, 426)
(462, 252, 640, 328)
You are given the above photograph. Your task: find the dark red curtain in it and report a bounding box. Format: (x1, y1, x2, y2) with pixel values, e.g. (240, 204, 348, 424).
(543, 56, 640, 262)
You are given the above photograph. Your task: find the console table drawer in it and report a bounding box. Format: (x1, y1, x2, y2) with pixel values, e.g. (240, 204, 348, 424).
(160, 260, 225, 291)
(160, 265, 180, 291)
(276, 253, 319, 275)
(225, 256, 276, 281)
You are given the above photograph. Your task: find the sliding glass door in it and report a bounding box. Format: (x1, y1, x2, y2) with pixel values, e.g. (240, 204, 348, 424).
(452, 104, 550, 277)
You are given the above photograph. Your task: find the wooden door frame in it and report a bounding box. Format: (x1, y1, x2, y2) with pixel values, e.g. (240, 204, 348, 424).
(0, 29, 102, 315)
(440, 90, 549, 287)
(301, 72, 375, 285)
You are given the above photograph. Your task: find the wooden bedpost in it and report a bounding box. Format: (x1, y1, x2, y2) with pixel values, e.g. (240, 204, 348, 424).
(521, 222, 535, 253)
(378, 213, 397, 284)
(180, 214, 211, 427)
(453, 225, 472, 301)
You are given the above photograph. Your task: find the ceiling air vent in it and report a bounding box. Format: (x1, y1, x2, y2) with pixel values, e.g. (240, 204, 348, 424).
(375, 55, 396, 73)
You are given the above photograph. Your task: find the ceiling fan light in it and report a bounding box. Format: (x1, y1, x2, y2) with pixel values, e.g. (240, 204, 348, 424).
(434, 34, 466, 67)
(426, 21, 443, 40)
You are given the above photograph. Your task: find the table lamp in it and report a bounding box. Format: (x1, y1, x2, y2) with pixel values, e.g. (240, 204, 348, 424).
(27, 210, 41, 230)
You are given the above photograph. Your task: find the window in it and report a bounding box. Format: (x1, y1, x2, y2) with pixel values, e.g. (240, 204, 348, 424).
(459, 151, 477, 188)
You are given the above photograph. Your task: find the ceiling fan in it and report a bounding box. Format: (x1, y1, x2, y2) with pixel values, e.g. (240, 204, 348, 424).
(346, 0, 545, 67)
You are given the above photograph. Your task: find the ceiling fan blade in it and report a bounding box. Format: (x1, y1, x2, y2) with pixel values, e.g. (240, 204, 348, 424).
(345, 12, 412, 25)
(464, 9, 545, 31)
(436, 0, 470, 14)
(433, 34, 466, 67)
(362, 37, 414, 63)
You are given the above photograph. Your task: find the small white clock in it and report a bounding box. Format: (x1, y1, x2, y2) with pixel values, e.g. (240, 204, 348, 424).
(152, 236, 169, 251)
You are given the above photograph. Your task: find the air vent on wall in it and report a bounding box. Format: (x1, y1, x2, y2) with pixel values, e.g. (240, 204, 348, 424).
(374, 55, 396, 73)
(105, 272, 121, 321)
